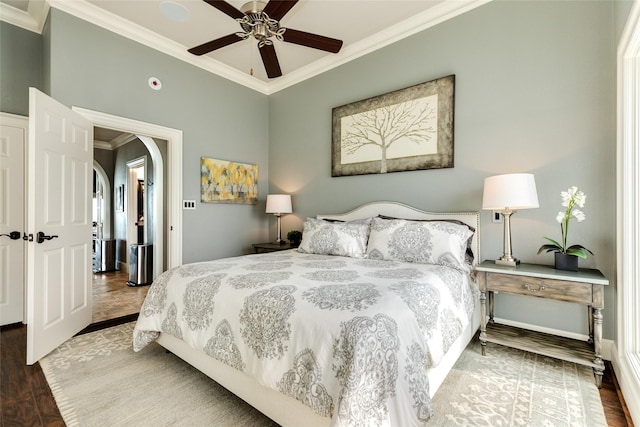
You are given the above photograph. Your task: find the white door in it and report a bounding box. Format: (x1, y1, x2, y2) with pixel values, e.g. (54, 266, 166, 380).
(0, 114, 26, 326)
(26, 88, 93, 365)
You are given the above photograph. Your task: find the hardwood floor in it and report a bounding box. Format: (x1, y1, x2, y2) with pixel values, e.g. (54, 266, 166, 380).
(601, 361, 635, 426)
(92, 270, 149, 323)
(0, 270, 149, 426)
(0, 275, 634, 426)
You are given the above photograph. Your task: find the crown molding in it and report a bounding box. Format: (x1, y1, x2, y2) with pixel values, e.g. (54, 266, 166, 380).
(2, 0, 491, 94)
(0, 0, 48, 33)
(93, 140, 113, 150)
(266, 0, 492, 94)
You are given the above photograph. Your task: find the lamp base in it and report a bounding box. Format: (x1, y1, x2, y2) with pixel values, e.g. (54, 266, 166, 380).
(495, 258, 519, 267)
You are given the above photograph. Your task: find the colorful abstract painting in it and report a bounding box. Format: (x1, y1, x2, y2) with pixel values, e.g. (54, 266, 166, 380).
(200, 157, 258, 204)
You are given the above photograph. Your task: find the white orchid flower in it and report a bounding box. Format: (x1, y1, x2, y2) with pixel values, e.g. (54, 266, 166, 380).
(572, 209, 586, 222)
(539, 185, 592, 260)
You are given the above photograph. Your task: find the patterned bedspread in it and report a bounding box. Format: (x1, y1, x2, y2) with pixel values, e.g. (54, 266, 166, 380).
(133, 250, 478, 426)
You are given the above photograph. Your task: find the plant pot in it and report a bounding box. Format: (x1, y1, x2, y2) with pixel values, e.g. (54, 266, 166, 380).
(554, 252, 578, 272)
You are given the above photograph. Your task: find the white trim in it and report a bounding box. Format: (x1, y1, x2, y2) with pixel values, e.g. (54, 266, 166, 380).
(0, 112, 28, 324)
(616, 0, 640, 424)
(72, 107, 183, 275)
(0, 0, 49, 34)
(92, 160, 111, 239)
(267, 0, 492, 94)
(0, 111, 28, 127)
(6, 0, 491, 95)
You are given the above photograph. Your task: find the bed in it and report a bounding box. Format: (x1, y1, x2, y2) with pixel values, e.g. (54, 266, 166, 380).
(133, 201, 481, 426)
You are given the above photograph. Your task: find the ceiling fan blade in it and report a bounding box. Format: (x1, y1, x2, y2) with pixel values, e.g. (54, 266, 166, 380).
(203, 0, 245, 19)
(259, 43, 282, 79)
(282, 28, 343, 53)
(188, 34, 243, 56)
(262, 0, 299, 21)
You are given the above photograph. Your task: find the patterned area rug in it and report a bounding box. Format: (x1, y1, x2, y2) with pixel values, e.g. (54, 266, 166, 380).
(40, 322, 606, 426)
(429, 340, 607, 426)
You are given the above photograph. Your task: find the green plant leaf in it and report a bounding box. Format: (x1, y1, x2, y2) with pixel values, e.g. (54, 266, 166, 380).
(537, 244, 561, 254)
(566, 244, 593, 258)
(543, 236, 563, 248)
(537, 237, 563, 255)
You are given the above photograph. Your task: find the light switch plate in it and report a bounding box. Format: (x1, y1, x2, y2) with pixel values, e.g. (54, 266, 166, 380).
(492, 211, 503, 223)
(183, 200, 196, 209)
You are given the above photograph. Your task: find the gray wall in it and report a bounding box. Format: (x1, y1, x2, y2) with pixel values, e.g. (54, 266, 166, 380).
(2, 1, 632, 340)
(269, 0, 618, 339)
(41, 9, 270, 263)
(0, 21, 42, 115)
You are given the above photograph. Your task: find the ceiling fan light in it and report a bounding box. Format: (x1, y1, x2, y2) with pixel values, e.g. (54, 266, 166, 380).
(254, 24, 269, 40)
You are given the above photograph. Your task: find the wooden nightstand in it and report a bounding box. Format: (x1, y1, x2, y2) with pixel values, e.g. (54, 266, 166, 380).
(252, 242, 297, 253)
(475, 260, 609, 387)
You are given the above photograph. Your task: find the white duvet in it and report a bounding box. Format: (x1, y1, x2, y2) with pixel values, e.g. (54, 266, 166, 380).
(133, 250, 477, 426)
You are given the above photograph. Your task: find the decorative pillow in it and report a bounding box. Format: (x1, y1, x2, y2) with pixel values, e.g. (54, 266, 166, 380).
(298, 217, 372, 258)
(377, 215, 476, 266)
(366, 217, 474, 271)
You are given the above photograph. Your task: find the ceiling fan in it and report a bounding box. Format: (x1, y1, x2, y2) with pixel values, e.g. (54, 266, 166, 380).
(188, 0, 343, 78)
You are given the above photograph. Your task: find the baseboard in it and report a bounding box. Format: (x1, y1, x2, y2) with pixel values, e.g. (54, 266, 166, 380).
(493, 317, 614, 361)
(610, 343, 640, 425)
(116, 261, 129, 273)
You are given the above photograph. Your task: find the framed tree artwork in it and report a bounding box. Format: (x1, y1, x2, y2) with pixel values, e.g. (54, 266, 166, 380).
(331, 75, 454, 177)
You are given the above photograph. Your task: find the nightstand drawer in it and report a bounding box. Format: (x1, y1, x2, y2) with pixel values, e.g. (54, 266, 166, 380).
(486, 272, 593, 304)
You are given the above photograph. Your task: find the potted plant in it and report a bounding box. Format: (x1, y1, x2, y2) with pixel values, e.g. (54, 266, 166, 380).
(287, 230, 302, 247)
(537, 186, 593, 271)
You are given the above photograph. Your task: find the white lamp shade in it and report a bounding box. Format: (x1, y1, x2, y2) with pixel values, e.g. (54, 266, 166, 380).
(482, 173, 539, 210)
(265, 194, 292, 214)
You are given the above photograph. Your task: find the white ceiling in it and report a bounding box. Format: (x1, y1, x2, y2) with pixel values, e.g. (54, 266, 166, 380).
(0, 0, 489, 93)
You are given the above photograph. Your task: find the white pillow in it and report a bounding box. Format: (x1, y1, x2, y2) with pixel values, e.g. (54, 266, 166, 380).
(298, 218, 372, 258)
(366, 217, 474, 271)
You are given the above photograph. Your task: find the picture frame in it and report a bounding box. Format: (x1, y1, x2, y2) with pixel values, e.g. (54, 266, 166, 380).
(331, 75, 455, 177)
(116, 184, 124, 212)
(200, 157, 258, 204)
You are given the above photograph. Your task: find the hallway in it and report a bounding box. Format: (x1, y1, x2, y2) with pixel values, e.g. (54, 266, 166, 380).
(92, 270, 149, 324)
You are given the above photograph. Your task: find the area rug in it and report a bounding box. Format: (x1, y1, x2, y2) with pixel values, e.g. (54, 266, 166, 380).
(40, 322, 607, 426)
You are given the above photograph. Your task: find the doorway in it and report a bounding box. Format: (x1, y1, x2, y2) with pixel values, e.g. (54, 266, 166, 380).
(92, 158, 144, 324)
(1, 105, 183, 329)
(80, 107, 182, 324)
(91, 131, 159, 323)
(76, 107, 183, 275)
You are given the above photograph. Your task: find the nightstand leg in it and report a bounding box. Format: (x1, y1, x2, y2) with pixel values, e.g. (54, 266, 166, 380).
(488, 291, 495, 324)
(587, 305, 594, 345)
(479, 290, 487, 356)
(592, 307, 604, 388)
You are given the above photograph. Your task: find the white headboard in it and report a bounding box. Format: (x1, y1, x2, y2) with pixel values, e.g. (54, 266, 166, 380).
(317, 201, 481, 265)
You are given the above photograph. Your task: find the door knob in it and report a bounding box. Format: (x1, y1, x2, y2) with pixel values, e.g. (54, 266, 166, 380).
(36, 231, 59, 244)
(0, 231, 21, 240)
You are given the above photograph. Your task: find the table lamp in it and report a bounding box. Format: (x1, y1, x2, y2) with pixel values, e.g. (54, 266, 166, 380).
(266, 194, 292, 244)
(482, 173, 539, 266)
